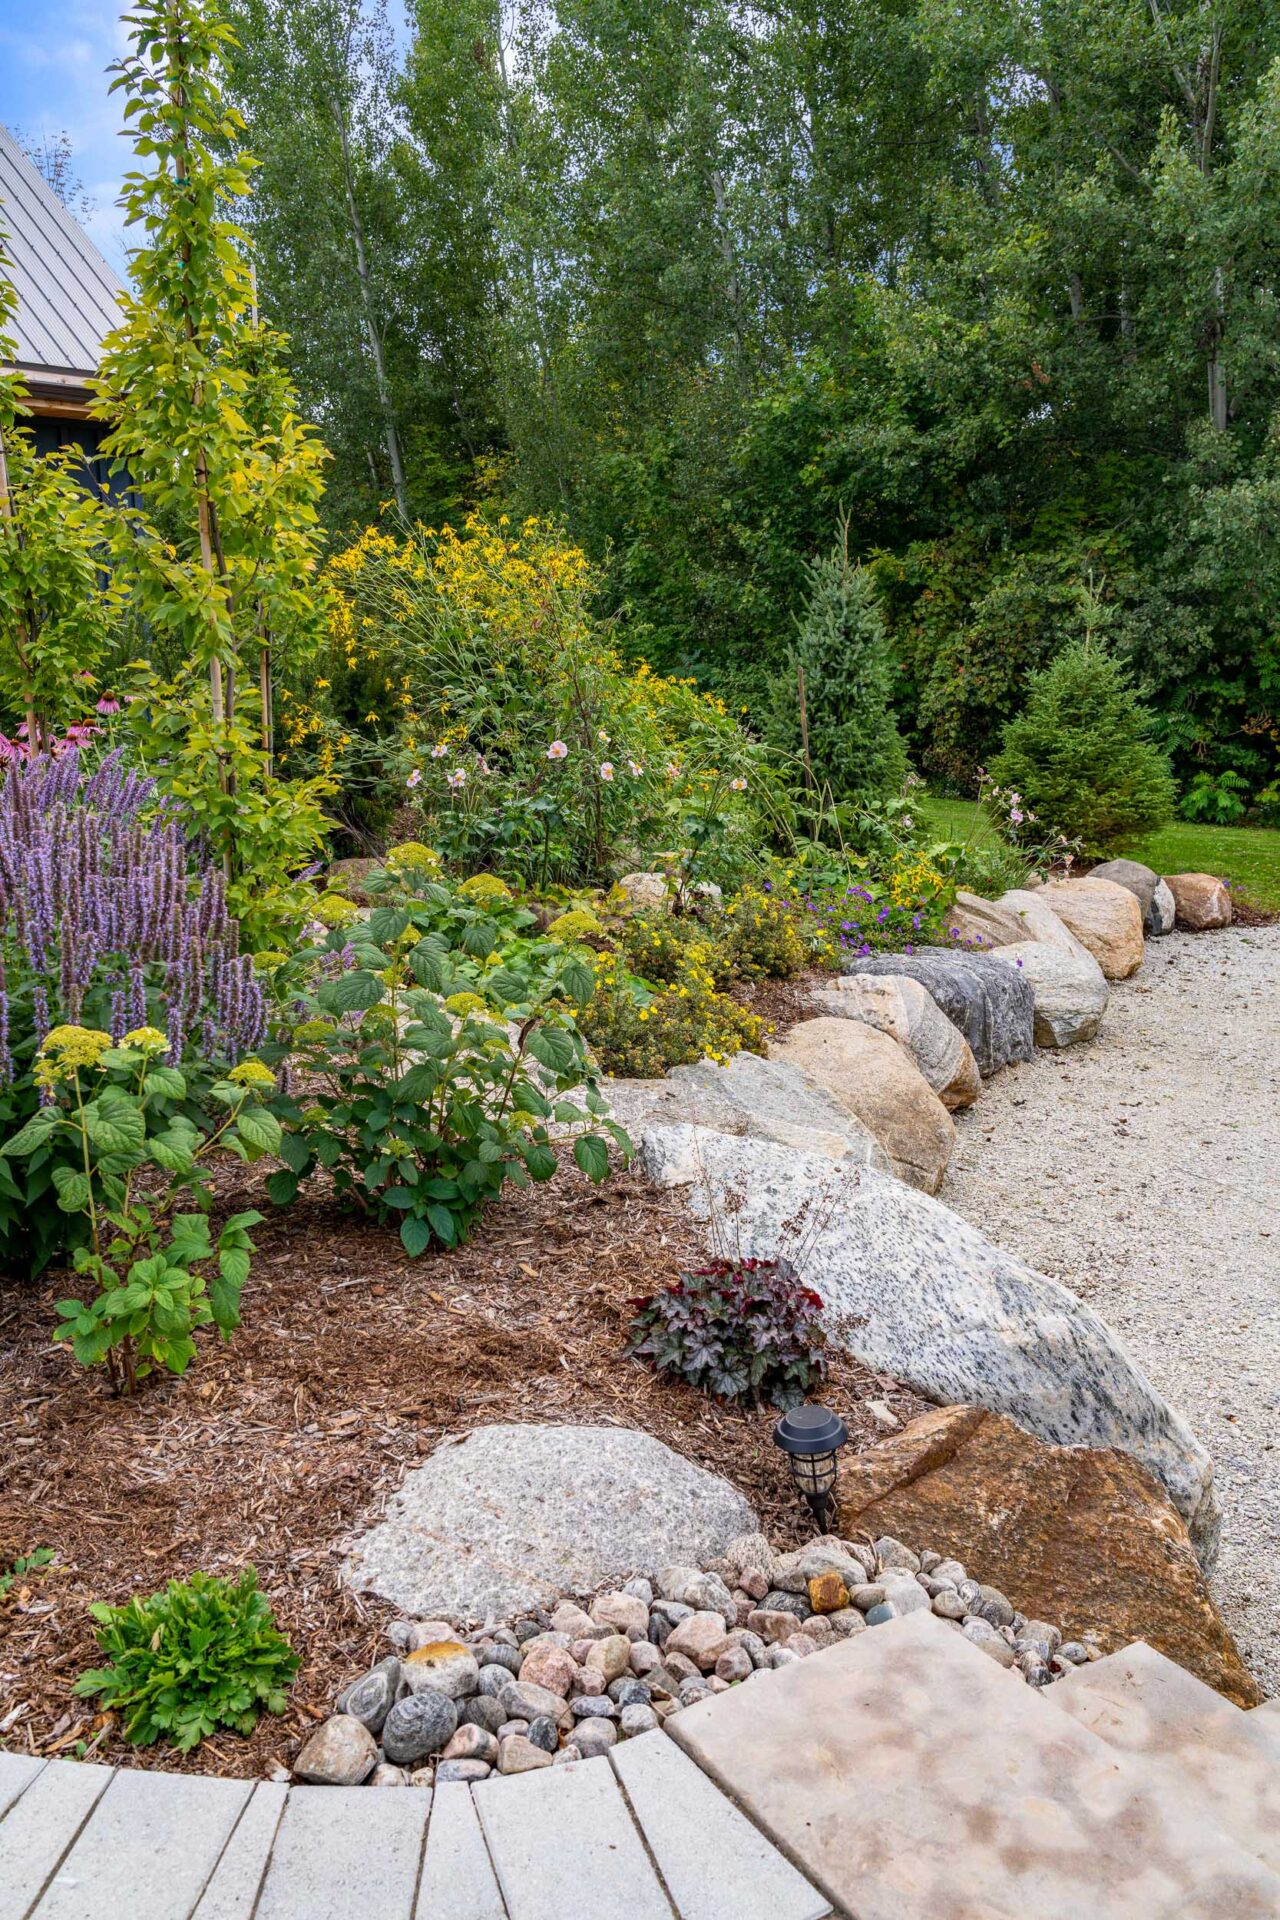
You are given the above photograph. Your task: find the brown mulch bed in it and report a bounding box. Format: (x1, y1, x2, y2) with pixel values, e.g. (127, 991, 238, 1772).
(0, 1165, 926, 1780)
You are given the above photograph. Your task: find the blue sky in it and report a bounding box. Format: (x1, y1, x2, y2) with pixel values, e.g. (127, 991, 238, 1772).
(0, 0, 133, 273)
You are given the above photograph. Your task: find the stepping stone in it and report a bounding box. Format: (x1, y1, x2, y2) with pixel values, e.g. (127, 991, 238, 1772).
(611, 1729, 831, 1920)
(667, 1612, 1280, 1918)
(191, 1782, 288, 1919)
(416, 1781, 505, 1920)
(1052, 1641, 1280, 1868)
(473, 1754, 672, 1920)
(30, 1767, 251, 1920)
(253, 1784, 429, 1920)
(0, 1749, 44, 1821)
(0, 1759, 112, 1920)
(345, 1423, 756, 1619)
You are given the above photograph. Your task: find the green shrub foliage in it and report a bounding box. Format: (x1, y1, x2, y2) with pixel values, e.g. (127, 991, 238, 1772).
(989, 640, 1177, 856)
(626, 1257, 827, 1408)
(772, 519, 907, 804)
(75, 1568, 298, 1751)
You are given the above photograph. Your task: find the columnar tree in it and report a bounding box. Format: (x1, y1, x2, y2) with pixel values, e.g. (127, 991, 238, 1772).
(94, 0, 332, 943)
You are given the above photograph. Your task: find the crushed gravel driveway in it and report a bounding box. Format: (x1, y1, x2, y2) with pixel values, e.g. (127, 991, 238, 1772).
(942, 924, 1280, 1698)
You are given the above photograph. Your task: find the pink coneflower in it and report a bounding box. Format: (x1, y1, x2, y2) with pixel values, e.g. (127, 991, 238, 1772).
(96, 696, 121, 716)
(430, 742, 447, 759)
(627, 759, 644, 777)
(599, 762, 614, 782)
(447, 768, 467, 789)
(547, 740, 568, 760)
(406, 768, 422, 789)
(730, 776, 748, 792)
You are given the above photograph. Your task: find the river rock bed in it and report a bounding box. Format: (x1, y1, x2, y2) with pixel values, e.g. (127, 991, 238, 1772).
(295, 1530, 1100, 1787)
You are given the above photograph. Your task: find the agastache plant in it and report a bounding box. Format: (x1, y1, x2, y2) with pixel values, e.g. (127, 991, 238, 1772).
(0, 748, 265, 1079)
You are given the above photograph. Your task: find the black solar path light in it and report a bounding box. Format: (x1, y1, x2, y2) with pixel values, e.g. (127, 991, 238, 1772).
(772, 1403, 849, 1533)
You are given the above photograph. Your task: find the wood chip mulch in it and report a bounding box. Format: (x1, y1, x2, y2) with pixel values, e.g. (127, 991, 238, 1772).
(0, 1163, 927, 1780)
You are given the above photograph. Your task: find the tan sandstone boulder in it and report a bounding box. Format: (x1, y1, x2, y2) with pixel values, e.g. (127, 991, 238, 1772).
(837, 1404, 1259, 1708)
(1042, 877, 1145, 979)
(1166, 871, 1233, 931)
(939, 891, 1029, 950)
(770, 1018, 955, 1193)
(809, 974, 981, 1111)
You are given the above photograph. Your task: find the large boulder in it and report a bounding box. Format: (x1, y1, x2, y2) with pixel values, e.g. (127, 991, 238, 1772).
(770, 1018, 955, 1193)
(938, 891, 1029, 951)
(995, 889, 1096, 960)
(1088, 858, 1159, 920)
(839, 951, 1036, 1077)
(1147, 877, 1176, 937)
(604, 1051, 890, 1171)
(988, 941, 1108, 1049)
(836, 1405, 1258, 1707)
(1166, 872, 1233, 931)
(808, 974, 981, 1111)
(1041, 878, 1145, 979)
(343, 1424, 757, 1619)
(639, 1124, 1217, 1558)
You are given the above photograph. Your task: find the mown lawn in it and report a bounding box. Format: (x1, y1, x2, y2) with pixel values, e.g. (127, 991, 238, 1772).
(917, 796, 1280, 911)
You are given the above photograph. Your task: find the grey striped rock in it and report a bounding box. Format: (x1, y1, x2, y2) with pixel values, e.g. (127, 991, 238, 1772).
(1148, 878, 1176, 936)
(989, 942, 1109, 1048)
(639, 1123, 1216, 1560)
(809, 973, 980, 1110)
(604, 1049, 889, 1170)
(839, 950, 1035, 1075)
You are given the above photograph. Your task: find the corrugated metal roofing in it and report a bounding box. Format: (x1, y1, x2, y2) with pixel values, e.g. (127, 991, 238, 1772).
(0, 123, 125, 379)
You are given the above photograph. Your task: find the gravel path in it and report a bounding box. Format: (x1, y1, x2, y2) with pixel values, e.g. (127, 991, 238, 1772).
(941, 924, 1280, 1698)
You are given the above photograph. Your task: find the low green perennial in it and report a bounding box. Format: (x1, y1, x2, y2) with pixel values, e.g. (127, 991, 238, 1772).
(76, 1569, 298, 1752)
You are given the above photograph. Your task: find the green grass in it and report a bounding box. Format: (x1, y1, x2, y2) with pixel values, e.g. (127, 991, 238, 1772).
(917, 796, 1280, 911)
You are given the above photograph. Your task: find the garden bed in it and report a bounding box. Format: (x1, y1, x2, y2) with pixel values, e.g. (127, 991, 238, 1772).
(0, 1161, 927, 1779)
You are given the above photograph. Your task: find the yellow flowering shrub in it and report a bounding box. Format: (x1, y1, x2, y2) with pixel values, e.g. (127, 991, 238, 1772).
(719, 885, 807, 980)
(579, 951, 763, 1078)
(311, 513, 772, 885)
(619, 912, 734, 992)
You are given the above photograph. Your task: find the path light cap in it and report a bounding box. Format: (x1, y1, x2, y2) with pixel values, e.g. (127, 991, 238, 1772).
(773, 1403, 849, 1531)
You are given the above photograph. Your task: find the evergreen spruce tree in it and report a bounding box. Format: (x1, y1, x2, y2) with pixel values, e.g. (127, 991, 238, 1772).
(990, 638, 1176, 854)
(774, 516, 906, 803)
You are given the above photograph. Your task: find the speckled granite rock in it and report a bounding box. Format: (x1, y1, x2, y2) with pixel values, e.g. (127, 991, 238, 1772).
(343, 1424, 757, 1619)
(838, 950, 1036, 1076)
(639, 1124, 1217, 1559)
(1042, 878, 1145, 979)
(988, 941, 1109, 1048)
(604, 1050, 890, 1171)
(770, 1018, 955, 1193)
(837, 1405, 1257, 1705)
(1147, 877, 1176, 936)
(808, 974, 981, 1111)
(1088, 859, 1160, 919)
(1166, 872, 1233, 930)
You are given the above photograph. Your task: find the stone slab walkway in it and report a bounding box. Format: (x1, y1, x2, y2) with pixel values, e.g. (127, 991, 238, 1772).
(0, 1734, 829, 1920)
(942, 924, 1280, 1695)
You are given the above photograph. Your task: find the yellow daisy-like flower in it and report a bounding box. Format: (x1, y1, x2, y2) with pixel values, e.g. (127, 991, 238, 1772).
(122, 1026, 169, 1053)
(228, 1059, 276, 1089)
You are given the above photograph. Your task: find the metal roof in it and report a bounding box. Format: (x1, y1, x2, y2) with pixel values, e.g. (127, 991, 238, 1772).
(0, 123, 125, 380)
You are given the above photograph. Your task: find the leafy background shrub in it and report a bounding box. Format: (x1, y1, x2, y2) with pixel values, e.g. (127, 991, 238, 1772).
(75, 1568, 298, 1751)
(627, 1257, 827, 1407)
